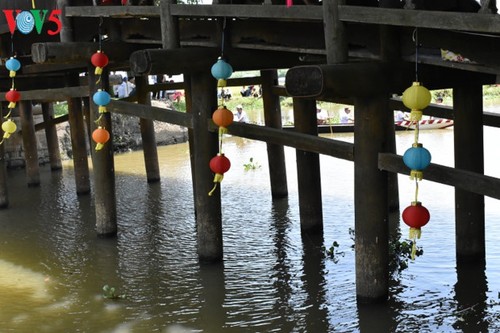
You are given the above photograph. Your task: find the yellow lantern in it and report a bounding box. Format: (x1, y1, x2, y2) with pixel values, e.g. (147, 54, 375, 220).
(402, 81, 431, 121)
(1, 119, 17, 144)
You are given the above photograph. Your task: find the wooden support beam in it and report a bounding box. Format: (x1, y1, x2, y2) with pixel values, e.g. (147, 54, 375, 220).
(0, 106, 8, 208)
(0, 86, 89, 103)
(285, 63, 496, 98)
(32, 42, 156, 65)
(41, 103, 62, 171)
(293, 98, 323, 233)
(339, 5, 500, 34)
(67, 94, 91, 195)
(136, 75, 161, 183)
(190, 71, 222, 262)
(353, 96, 390, 303)
(261, 69, 288, 199)
(107, 100, 193, 128)
(130, 47, 305, 75)
(88, 69, 117, 236)
(454, 85, 485, 263)
(19, 101, 40, 187)
(378, 153, 500, 200)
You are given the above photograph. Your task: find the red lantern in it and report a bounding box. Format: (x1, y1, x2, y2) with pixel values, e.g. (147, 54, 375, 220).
(91, 51, 109, 75)
(208, 153, 231, 196)
(92, 126, 110, 151)
(5, 89, 20, 109)
(402, 201, 430, 259)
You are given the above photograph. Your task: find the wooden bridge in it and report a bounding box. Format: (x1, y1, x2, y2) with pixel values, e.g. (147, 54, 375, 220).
(1, 0, 500, 303)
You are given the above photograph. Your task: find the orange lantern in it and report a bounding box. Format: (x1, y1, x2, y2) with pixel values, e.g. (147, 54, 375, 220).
(92, 126, 110, 151)
(212, 106, 234, 136)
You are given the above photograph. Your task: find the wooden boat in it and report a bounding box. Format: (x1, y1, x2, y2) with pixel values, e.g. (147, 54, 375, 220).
(395, 119, 454, 130)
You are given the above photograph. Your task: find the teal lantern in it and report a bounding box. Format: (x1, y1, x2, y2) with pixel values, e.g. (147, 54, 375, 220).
(211, 57, 233, 87)
(6, 57, 21, 78)
(403, 143, 431, 181)
(93, 90, 111, 113)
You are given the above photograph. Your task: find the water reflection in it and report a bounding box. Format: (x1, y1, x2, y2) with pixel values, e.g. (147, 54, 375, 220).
(1, 129, 500, 332)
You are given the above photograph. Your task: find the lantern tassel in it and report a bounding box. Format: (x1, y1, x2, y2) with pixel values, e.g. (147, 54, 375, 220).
(217, 79, 227, 88)
(409, 227, 421, 260)
(208, 173, 224, 196)
(95, 67, 103, 75)
(4, 110, 12, 119)
(219, 126, 228, 136)
(410, 109, 423, 122)
(410, 170, 424, 181)
(9, 70, 16, 78)
(95, 142, 105, 151)
(8, 102, 16, 109)
(99, 106, 107, 113)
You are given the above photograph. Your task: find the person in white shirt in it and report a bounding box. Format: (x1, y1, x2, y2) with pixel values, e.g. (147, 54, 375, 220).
(234, 105, 249, 123)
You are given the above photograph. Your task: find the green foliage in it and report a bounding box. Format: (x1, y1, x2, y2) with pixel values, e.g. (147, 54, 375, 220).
(322, 241, 344, 264)
(53, 102, 68, 117)
(389, 237, 423, 274)
(243, 157, 261, 171)
(102, 285, 126, 300)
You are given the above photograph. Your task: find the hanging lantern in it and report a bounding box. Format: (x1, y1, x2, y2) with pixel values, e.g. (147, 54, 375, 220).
(403, 143, 431, 181)
(93, 90, 111, 113)
(208, 153, 231, 196)
(212, 106, 234, 135)
(92, 126, 110, 151)
(6, 57, 21, 78)
(5, 88, 21, 109)
(211, 57, 233, 88)
(402, 201, 430, 259)
(402, 81, 431, 121)
(91, 51, 109, 75)
(0, 119, 17, 144)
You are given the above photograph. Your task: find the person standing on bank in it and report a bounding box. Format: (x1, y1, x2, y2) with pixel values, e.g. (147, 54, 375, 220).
(234, 104, 249, 123)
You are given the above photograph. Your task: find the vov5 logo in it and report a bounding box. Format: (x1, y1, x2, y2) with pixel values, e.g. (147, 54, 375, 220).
(3, 9, 62, 35)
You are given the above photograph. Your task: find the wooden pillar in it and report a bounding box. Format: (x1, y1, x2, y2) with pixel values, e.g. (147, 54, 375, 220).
(136, 75, 160, 183)
(353, 96, 390, 303)
(453, 85, 485, 263)
(88, 69, 117, 236)
(0, 106, 8, 208)
(261, 69, 288, 199)
(19, 101, 40, 187)
(293, 98, 323, 233)
(323, 0, 348, 64)
(67, 95, 91, 195)
(190, 71, 221, 262)
(379, 0, 401, 233)
(160, 0, 180, 49)
(82, 97, 92, 145)
(41, 103, 62, 171)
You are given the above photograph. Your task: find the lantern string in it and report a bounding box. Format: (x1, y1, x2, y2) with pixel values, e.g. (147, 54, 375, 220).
(32, 0, 36, 9)
(220, 17, 227, 58)
(413, 28, 419, 82)
(414, 179, 419, 202)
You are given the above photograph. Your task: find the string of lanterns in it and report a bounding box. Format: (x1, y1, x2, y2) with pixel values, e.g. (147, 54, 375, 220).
(1, 35, 22, 145)
(400, 28, 432, 260)
(90, 19, 111, 151)
(208, 56, 233, 196)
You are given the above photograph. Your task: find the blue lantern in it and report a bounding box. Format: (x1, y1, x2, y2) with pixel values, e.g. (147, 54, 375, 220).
(211, 57, 233, 87)
(93, 90, 111, 113)
(6, 57, 21, 78)
(403, 143, 431, 181)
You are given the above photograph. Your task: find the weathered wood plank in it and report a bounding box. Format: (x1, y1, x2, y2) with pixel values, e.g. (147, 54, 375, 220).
(65, 5, 160, 18)
(130, 47, 306, 75)
(32, 42, 156, 64)
(107, 100, 193, 128)
(339, 5, 500, 34)
(378, 153, 500, 200)
(0, 86, 89, 102)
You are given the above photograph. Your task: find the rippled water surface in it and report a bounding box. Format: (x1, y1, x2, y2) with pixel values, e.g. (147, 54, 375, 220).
(1, 127, 500, 332)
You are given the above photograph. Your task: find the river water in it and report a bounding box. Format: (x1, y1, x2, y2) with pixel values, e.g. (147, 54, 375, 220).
(1, 124, 500, 332)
